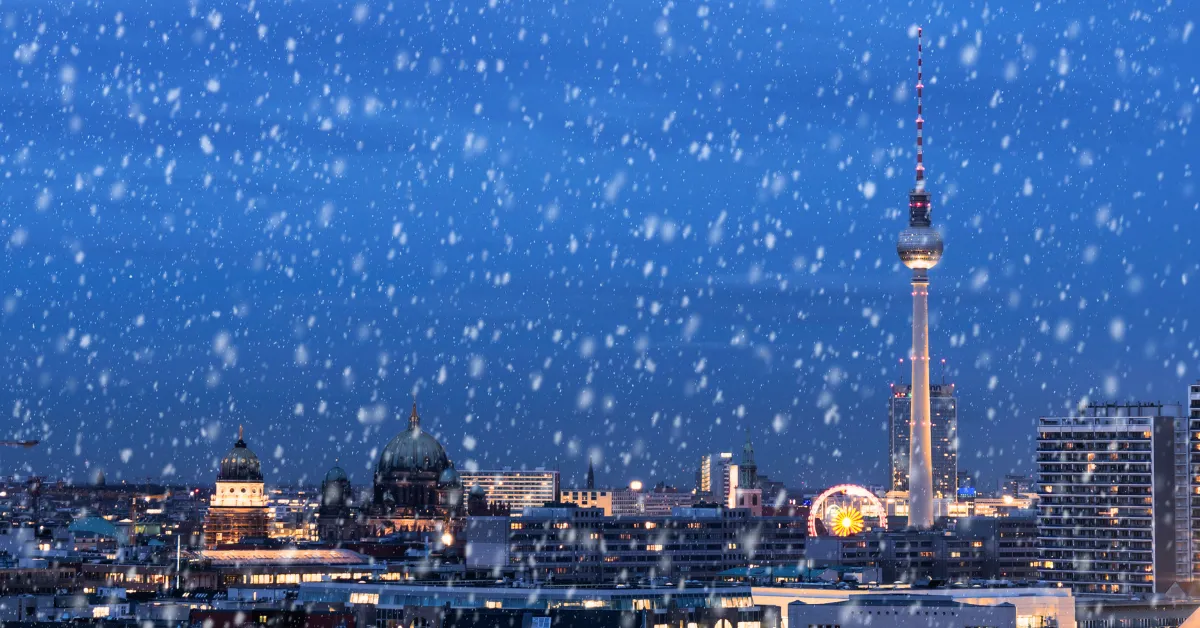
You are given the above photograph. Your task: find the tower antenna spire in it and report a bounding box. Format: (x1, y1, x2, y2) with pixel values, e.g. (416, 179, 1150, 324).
(915, 26, 925, 191)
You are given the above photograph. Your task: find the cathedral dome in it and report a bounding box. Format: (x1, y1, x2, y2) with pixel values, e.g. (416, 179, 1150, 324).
(376, 404, 450, 476)
(439, 465, 462, 487)
(324, 465, 349, 484)
(218, 427, 263, 482)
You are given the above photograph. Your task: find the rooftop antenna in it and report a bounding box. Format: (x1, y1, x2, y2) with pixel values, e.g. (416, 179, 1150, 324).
(940, 358, 946, 386)
(915, 26, 926, 192)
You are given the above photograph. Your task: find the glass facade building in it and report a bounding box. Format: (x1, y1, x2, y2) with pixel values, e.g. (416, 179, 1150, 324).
(889, 383, 958, 499)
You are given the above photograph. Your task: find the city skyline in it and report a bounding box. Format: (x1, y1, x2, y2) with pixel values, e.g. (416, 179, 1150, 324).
(3, 9, 1200, 622)
(1, 1, 1196, 492)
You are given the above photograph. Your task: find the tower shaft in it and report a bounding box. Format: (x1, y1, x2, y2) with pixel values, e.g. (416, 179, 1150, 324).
(907, 272, 935, 529)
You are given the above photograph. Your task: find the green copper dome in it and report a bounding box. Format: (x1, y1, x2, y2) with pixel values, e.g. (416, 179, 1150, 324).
(324, 465, 349, 484)
(376, 404, 450, 475)
(217, 426, 263, 482)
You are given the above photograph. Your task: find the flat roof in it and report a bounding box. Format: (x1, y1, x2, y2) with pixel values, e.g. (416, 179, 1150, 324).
(753, 586, 1073, 601)
(791, 594, 1014, 609)
(301, 581, 750, 599)
(201, 548, 370, 566)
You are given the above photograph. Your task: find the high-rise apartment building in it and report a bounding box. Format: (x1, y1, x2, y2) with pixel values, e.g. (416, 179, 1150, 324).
(1037, 402, 1186, 595)
(1189, 382, 1200, 581)
(889, 383, 958, 499)
(697, 452, 734, 504)
(458, 469, 560, 510)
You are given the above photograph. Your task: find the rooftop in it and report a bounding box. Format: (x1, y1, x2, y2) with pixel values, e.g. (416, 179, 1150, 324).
(201, 548, 370, 567)
(791, 594, 1013, 608)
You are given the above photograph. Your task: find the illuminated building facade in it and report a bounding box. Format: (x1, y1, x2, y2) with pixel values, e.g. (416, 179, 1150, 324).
(1189, 381, 1200, 582)
(1037, 403, 1186, 594)
(267, 486, 320, 541)
(298, 582, 769, 628)
(559, 489, 614, 514)
(457, 469, 559, 510)
(560, 486, 694, 516)
(731, 432, 762, 515)
(467, 506, 805, 584)
(203, 427, 270, 549)
(889, 383, 958, 499)
(697, 452, 734, 504)
(611, 485, 695, 516)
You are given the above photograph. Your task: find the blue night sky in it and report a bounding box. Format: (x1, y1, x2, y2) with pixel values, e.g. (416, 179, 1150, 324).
(0, 0, 1196, 492)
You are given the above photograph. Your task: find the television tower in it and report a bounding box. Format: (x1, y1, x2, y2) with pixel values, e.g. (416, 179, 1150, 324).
(896, 26, 944, 530)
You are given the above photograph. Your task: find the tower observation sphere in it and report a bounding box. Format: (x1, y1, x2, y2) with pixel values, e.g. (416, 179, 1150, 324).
(897, 223, 943, 271)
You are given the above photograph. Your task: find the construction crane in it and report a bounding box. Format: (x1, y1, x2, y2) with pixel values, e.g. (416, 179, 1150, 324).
(0, 440, 39, 448)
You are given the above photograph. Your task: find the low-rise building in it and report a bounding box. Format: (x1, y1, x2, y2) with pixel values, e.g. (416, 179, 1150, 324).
(1076, 598, 1200, 628)
(755, 586, 1074, 628)
(298, 582, 775, 628)
(466, 505, 805, 584)
(803, 517, 1039, 585)
(789, 594, 1016, 628)
(561, 485, 694, 516)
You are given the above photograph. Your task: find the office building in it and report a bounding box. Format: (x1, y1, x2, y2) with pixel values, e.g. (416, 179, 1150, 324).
(558, 488, 614, 514)
(805, 517, 1038, 586)
(298, 582, 772, 628)
(559, 484, 693, 516)
(754, 586, 1074, 628)
(466, 505, 806, 584)
(457, 468, 559, 510)
(612, 484, 695, 516)
(788, 595, 1017, 628)
(266, 486, 320, 541)
(1037, 402, 1186, 594)
(1000, 474, 1034, 497)
(698, 452, 734, 504)
(757, 475, 789, 508)
(889, 383, 958, 500)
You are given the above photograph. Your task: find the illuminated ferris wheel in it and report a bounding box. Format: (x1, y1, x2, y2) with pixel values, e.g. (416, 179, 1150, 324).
(807, 484, 887, 537)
